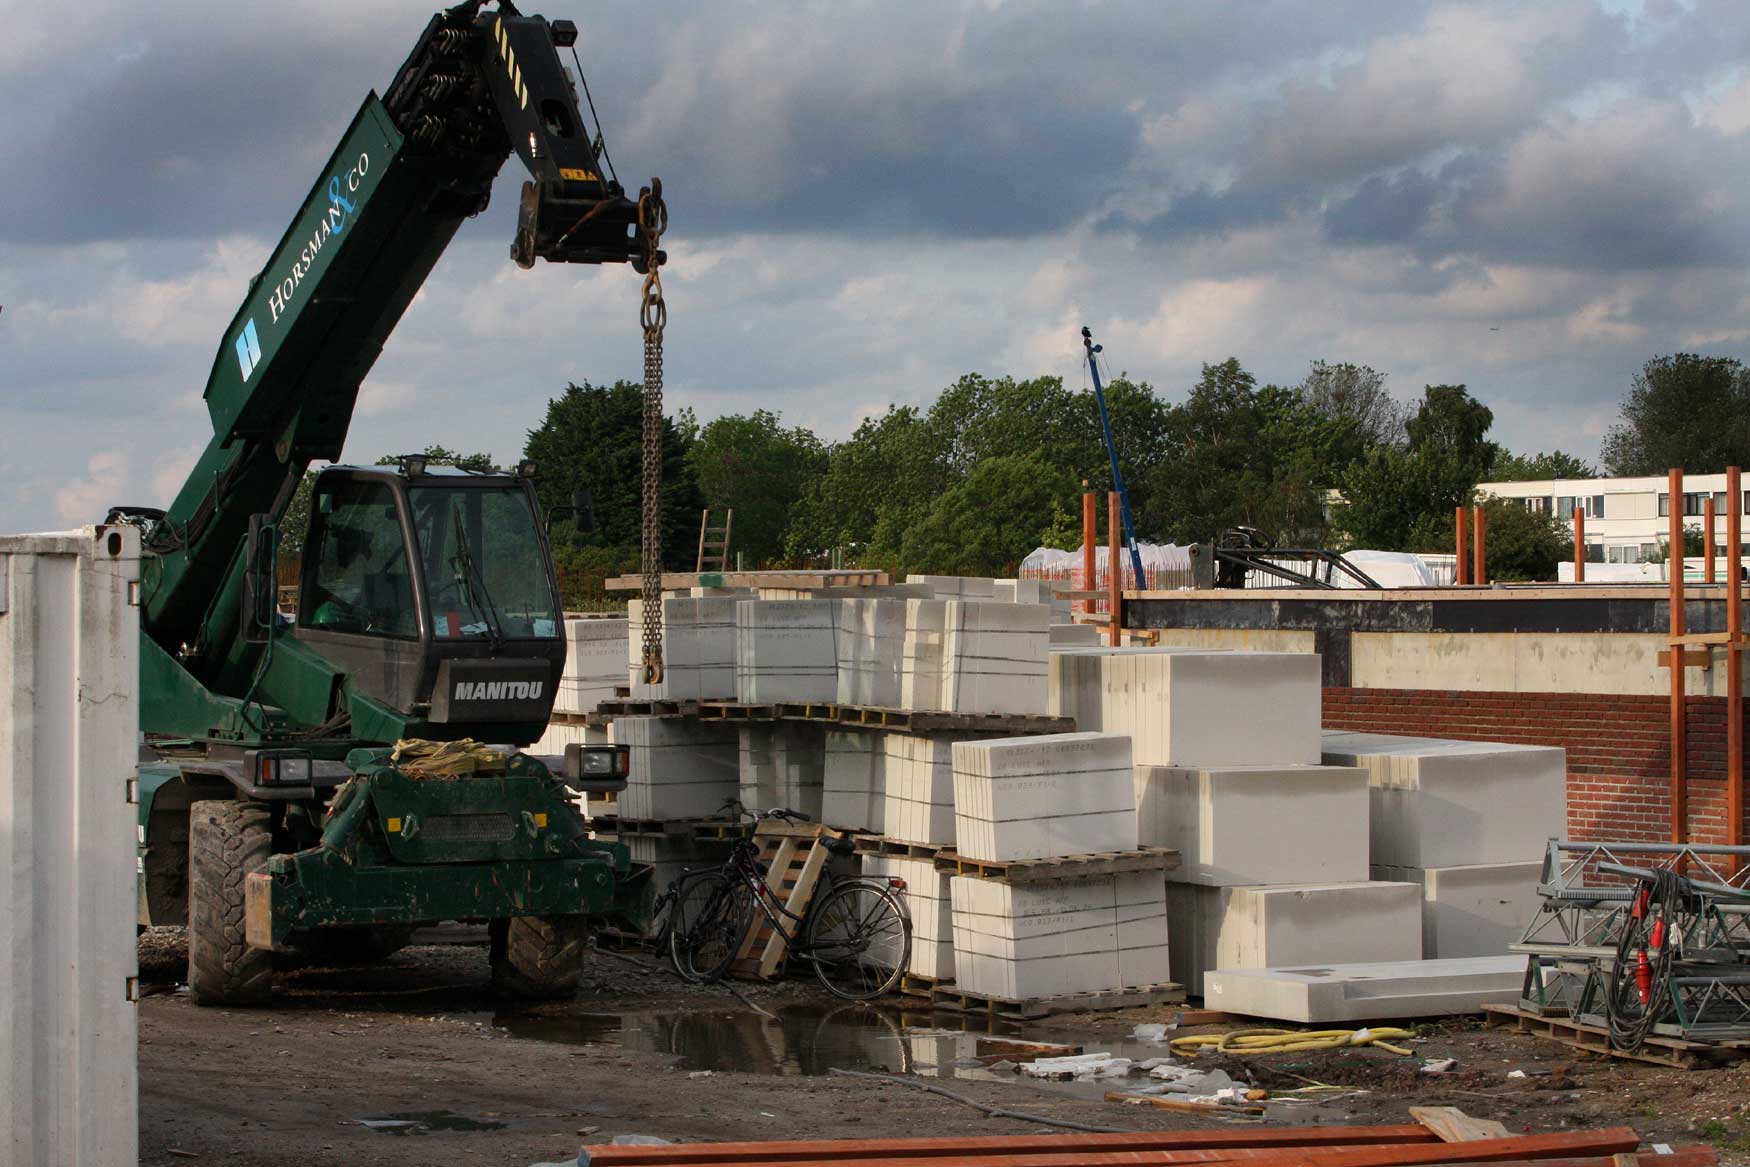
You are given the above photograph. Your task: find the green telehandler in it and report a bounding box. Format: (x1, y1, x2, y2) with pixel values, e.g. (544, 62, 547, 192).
(112, 1, 664, 1005)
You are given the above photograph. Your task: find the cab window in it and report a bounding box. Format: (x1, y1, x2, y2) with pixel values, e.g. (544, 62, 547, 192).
(301, 480, 417, 638)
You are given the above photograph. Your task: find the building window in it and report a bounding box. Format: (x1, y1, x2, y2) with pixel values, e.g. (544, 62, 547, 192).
(1685, 492, 1708, 517)
(1526, 496, 1551, 515)
(1555, 495, 1576, 517)
(1587, 495, 1605, 518)
(1659, 493, 1669, 517)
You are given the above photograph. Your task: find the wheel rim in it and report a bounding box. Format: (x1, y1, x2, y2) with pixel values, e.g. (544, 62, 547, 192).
(671, 875, 746, 981)
(809, 884, 909, 1000)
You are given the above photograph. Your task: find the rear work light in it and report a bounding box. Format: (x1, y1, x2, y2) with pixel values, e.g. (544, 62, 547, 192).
(564, 743, 630, 780)
(248, 749, 313, 787)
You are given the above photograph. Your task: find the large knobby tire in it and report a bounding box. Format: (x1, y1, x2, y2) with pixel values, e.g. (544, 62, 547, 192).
(187, 799, 273, 1006)
(491, 916, 589, 1000)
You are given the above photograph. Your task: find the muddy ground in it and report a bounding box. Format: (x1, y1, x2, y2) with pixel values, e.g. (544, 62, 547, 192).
(137, 930, 1750, 1167)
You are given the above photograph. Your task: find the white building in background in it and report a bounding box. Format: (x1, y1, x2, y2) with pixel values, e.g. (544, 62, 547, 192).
(1478, 472, 1750, 565)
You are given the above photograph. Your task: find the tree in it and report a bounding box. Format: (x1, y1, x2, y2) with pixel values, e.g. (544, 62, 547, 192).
(523, 380, 702, 568)
(1404, 497, 1571, 580)
(688, 410, 827, 568)
(1299, 360, 1406, 447)
(1337, 384, 1497, 550)
(1601, 354, 1750, 476)
(899, 452, 1080, 575)
(374, 445, 497, 473)
(1488, 449, 1596, 482)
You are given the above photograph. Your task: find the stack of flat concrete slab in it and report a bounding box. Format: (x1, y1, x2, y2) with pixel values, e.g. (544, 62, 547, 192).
(627, 597, 738, 701)
(861, 853, 954, 980)
(737, 723, 826, 820)
(1321, 730, 1560, 959)
(900, 599, 1051, 714)
(613, 717, 739, 821)
(1204, 956, 1525, 1022)
(555, 615, 628, 715)
(735, 599, 838, 703)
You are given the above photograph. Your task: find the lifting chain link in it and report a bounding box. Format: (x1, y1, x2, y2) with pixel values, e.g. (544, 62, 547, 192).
(637, 179, 669, 685)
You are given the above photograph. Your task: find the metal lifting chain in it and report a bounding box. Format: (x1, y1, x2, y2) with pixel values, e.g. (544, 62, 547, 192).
(637, 179, 669, 684)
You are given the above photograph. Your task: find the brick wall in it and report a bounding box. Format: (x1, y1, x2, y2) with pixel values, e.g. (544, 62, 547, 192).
(1322, 687, 1746, 845)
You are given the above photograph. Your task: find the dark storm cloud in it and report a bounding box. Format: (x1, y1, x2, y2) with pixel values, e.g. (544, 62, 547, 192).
(1323, 169, 1440, 245)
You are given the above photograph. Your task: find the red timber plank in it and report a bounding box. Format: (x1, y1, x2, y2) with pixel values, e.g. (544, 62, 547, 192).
(583, 1150, 1671, 1167)
(583, 1124, 1444, 1165)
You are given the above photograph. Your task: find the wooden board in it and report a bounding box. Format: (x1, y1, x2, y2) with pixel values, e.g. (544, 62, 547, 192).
(932, 846, 1181, 884)
(1483, 1003, 1746, 1069)
(1410, 1108, 1511, 1143)
(853, 835, 945, 861)
(897, 971, 951, 1000)
(930, 981, 1184, 1021)
(831, 705, 1077, 734)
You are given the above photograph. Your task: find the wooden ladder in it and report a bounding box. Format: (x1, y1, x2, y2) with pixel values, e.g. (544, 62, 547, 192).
(729, 819, 840, 980)
(696, 507, 733, 572)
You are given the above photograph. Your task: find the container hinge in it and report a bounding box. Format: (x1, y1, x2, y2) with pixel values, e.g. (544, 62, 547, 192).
(128, 579, 142, 606)
(126, 777, 139, 805)
(125, 976, 140, 1003)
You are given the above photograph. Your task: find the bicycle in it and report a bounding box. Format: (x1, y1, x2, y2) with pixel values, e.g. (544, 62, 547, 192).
(656, 806, 912, 1000)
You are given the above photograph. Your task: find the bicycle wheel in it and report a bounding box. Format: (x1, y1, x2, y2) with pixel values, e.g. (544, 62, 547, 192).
(668, 871, 751, 984)
(805, 881, 911, 1000)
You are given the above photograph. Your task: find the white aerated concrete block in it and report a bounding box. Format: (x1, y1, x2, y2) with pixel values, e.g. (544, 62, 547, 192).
(556, 616, 628, 714)
(1372, 862, 1541, 958)
(627, 597, 738, 701)
(835, 598, 907, 707)
(907, 574, 998, 599)
(821, 731, 883, 832)
(738, 724, 826, 820)
(1204, 956, 1524, 1023)
(735, 600, 839, 703)
(864, 855, 955, 980)
(880, 733, 970, 847)
(615, 717, 739, 820)
(1320, 732, 1567, 868)
(1049, 623, 1102, 647)
(1137, 764, 1370, 886)
(951, 733, 1136, 861)
(1166, 881, 1422, 997)
(940, 601, 1050, 716)
(900, 600, 948, 711)
(1052, 648, 1321, 767)
(623, 835, 714, 925)
(950, 873, 1170, 1000)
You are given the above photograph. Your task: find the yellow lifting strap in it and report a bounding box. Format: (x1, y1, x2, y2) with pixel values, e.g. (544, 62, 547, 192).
(1169, 1027, 1417, 1058)
(390, 737, 509, 779)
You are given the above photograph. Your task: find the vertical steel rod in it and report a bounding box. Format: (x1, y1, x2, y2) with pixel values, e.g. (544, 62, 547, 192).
(1707, 496, 1717, 584)
(1455, 506, 1471, 585)
(1671, 467, 1688, 844)
(1730, 466, 1743, 851)
(1573, 506, 1585, 583)
(1108, 491, 1122, 648)
(1473, 505, 1487, 586)
(1081, 484, 1096, 618)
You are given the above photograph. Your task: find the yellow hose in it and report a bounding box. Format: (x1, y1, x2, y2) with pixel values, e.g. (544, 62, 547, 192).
(1168, 1027, 1417, 1057)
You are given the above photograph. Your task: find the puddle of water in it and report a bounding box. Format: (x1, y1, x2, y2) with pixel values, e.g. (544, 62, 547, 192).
(492, 1003, 1186, 1099)
(355, 1110, 508, 1135)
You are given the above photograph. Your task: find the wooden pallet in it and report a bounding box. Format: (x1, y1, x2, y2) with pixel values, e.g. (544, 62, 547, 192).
(932, 846, 1181, 884)
(830, 705, 1076, 734)
(1483, 1003, 1750, 1069)
(931, 981, 1185, 1021)
(853, 835, 945, 861)
(728, 820, 844, 981)
(588, 814, 740, 839)
(593, 698, 700, 719)
(897, 971, 951, 1000)
(695, 701, 778, 722)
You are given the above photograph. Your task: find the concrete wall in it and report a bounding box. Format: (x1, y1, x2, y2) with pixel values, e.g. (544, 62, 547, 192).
(1149, 628, 1317, 654)
(1349, 631, 1726, 697)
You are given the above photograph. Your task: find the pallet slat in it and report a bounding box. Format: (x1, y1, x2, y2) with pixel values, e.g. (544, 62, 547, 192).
(932, 846, 1181, 883)
(1483, 1003, 1746, 1068)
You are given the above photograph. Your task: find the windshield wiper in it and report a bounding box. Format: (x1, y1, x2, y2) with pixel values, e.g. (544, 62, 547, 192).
(450, 507, 506, 653)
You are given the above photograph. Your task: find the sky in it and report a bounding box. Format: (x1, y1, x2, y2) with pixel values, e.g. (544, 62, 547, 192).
(5, 0, 1750, 533)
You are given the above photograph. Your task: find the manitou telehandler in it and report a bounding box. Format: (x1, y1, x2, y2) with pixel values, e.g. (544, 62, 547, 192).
(111, 1, 664, 1005)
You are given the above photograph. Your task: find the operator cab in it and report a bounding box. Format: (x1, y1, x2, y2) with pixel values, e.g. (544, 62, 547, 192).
(296, 460, 565, 740)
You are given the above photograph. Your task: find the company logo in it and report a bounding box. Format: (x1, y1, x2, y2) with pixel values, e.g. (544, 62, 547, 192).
(454, 680, 544, 701)
(264, 150, 370, 325)
(233, 318, 262, 381)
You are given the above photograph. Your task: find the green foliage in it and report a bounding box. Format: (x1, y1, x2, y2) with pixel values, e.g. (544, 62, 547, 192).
(1647, 523, 1706, 564)
(899, 452, 1080, 575)
(1601, 353, 1750, 476)
(688, 409, 827, 568)
(522, 380, 703, 569)
(276, 470, 319, 570)
(1337, 385, 1497, 550)
(1298, 360, 1405, 446)
(374, 445, 497, 473)
(1403, 497, 1572, 581)
(1488, 448, 1597, 481)
(550, 542, 640, 611)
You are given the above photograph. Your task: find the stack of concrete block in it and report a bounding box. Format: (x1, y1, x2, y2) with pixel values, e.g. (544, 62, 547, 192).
(1321, 731, 1563, 958)
(821, 731, 883, 832)
(556, 616, 628, 714)
(907, 574, 998, 600)
(835, 598, 907, 707)
(1049, 623, 1102, 647)
(862, 854, 954, 980)
(899, 600, 949, 710)
(951, 733, 1137, 861)
(1204, 955, 1525, 1023)
(737, 724, 825, 819)
(735, 600, 838, 703)
(1165, 881, 1423, 996)
(950, 873, 1171, 1001)
(879, 733, 969, 847)
(627, 597, 738, 700)
(940, 601, 1050, 716)
(620, 835, 712, 910)
(1051, 647, 1321, 767)
(614, 717, 739, 820)
(530, 718, 605, 759)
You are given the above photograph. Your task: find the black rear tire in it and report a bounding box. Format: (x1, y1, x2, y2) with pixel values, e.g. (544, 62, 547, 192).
(187, 800, 273, 1007)
(490, 916, 589, 999)
(806, 880, 910, 1000)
